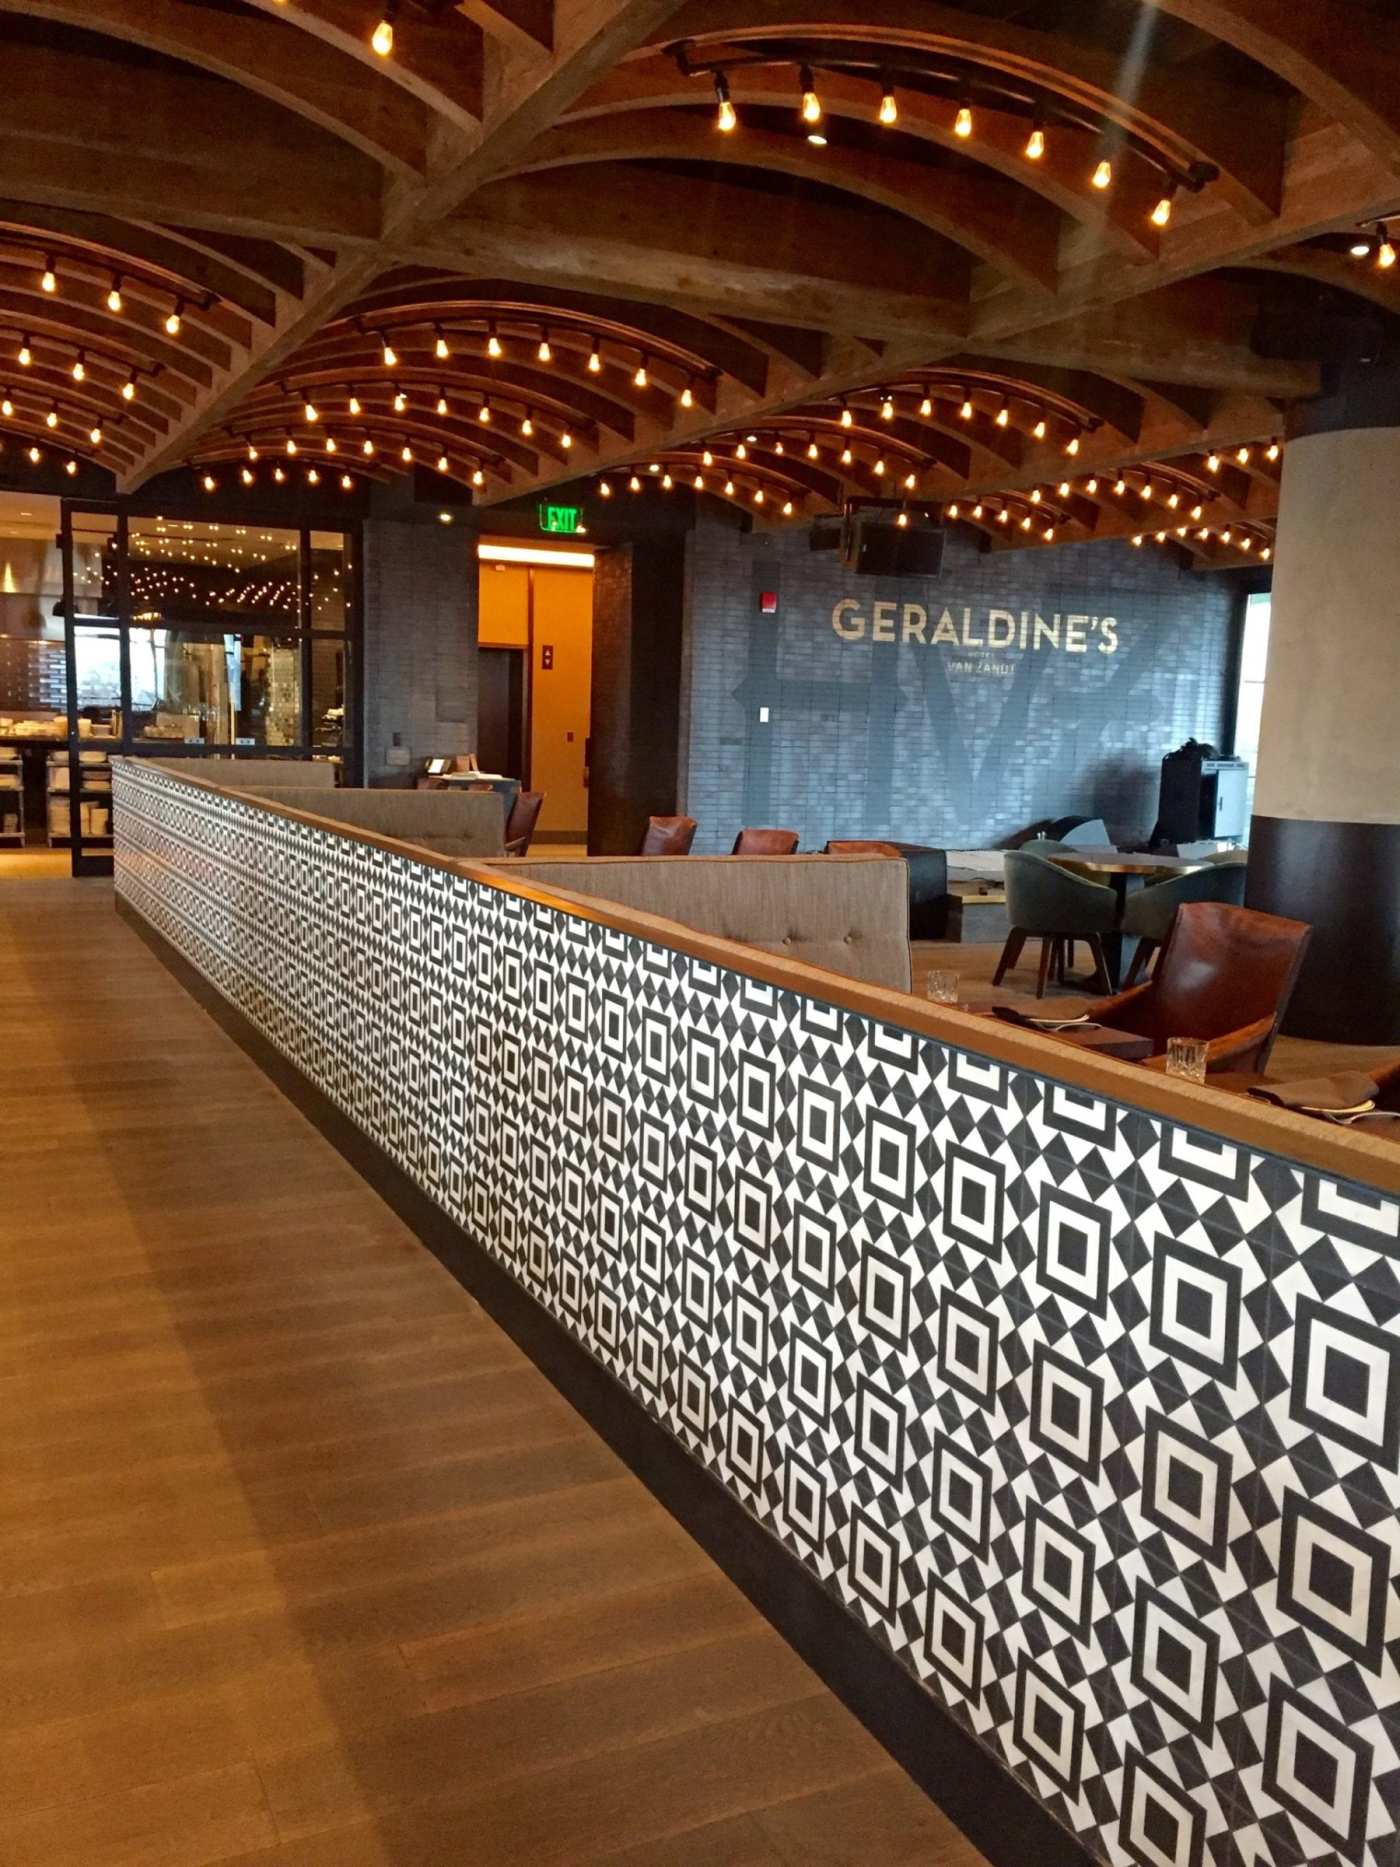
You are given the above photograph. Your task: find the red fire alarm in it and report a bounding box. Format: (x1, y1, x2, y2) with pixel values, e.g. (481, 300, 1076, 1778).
(759, 590, 778, 615)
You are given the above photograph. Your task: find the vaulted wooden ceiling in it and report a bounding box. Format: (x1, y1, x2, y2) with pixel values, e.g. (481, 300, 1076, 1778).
(0, 0, 1396, 561)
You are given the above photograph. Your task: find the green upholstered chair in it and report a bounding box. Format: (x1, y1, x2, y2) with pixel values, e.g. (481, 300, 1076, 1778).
(994, 850, 1117, 997)
(1120, 862, 1248, 985)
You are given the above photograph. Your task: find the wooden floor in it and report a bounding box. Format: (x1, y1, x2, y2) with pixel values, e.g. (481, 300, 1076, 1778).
(0, 876, 984, 1867)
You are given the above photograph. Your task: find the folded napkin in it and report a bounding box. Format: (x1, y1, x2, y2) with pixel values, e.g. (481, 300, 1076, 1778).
(1249, 1072, 1380, 1114)
(992, 1007, 1099, 1034)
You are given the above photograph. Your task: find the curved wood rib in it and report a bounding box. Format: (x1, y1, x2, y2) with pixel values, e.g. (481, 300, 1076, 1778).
(506, 113, 1065, 294)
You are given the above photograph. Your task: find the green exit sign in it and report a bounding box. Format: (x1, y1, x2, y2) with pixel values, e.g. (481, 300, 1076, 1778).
(538, 502, 583, 535)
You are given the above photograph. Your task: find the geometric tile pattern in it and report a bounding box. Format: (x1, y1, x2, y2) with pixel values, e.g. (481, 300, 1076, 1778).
(114, 760, 1400, 1867)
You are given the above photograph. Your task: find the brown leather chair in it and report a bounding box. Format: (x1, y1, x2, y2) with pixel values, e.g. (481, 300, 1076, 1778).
(416, 753, 480, 791)
(504, 789, 544, 856)
(825, 839, 901, 857)
(732, 827, 799, 855)
(1082, 901, 1311, 1074)
(639, 815, 697, 855)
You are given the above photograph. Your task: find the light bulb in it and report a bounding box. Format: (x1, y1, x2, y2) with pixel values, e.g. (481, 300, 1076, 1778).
(663, 473, 673, 489)
(782, 500, 794, 516)
(878, 86, 897, 126)
(960, 397, 973, 420)
(919, 393, 933, 416)
(348, 393, 361, 415)
(472, 468, 484, 486)
(44, 409, 57, 429)
(438, 454, 449, 472)
(1114, 477, 1127, 495)
(1030, 487, 1042, 503)
(702, 449, 713, 466)
(872, 454, 885, 474)
(841, 447, 853, 465)
(904, 472, 916, 490)
(478, 402, 491, 424)
(714, 73, 737, 133)
(72, 355, 85, 382)
(241, 467, 254, 485)
(27, 446, 39, 464)
(362, 438, 374, 455)
(1380, 238, 1396, 269)
(1058, 481, 1070, 496)
(273, 465, 285, 482)
(1032, 417, 1046, 439)
(521, 415, 533, 435)
(1236, 446, 1250, 464)
(896, 510, 908, 528)
(1351, 236, 1375, 259)
(401, 444, 412, 462)
(1151, 193, 1173, 228)
(681, 382, 694, 408)
(371, 14, 394, 56)
(995, 405, 1009, 428)
(587, 341, 601, 373)
(954, 104, 973, 139)
(948, 503, 959, 519)
(107, 280, 123, 313)
(973, 503, 984, 518)
(1020, 515, 1032, 530)
(434, 330, 450, 360)
(1025, 124, 1045, 161)
(807, 442, 818, 459)
(90, 425, 102, 445)
(382, 339, 397, 367)
(1207, 452, 1220, 472)
(304, 400, 318, 422)
(880, 395, 894, 420)
(307, 467, 320, 485)
(435, 394, 448, 415)
(629, 474, 641, 492)
(41, 264, 56, 293)
(997, 508, 1009, 524)
(1086, 478, 1098, 494)
(18, 340, 31, 366)
(486, 327, 502, 358)
(599, 480, 611, 497)
(393, 390, 407, 413)
(1, 398, 12, 417)
(341, 474, 353, 490)
(325, 436, 337, 453)
(165, 304, 182, 335)
(735, 442, 747, 459)
(247, 442, 258, 460)
(1065, 435, 1080, 456)
(537, 336, 552, 362)
(634, 362, 648, 387)
(799, 67, 821, 124)
(723, 478, 735, 495)
(202, 473, 216, 491)
(1266, 442, 1280, 461)
(840, 405, 852, 427)
(1091, 157, 1112, 189)
(285, 436, 297, 454)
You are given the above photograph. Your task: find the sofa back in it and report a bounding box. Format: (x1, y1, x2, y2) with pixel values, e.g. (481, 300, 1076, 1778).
(233, 784, 504, 857)
(150, 757, 337, 790)
(498, 855, 911, 990)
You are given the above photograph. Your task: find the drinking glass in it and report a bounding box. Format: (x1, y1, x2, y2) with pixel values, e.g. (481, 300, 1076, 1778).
(1165, 1036, 1208, 1083)
(925, 969, 959, 1006)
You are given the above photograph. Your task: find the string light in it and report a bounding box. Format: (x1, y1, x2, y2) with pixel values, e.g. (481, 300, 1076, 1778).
(587, 337, 602, 372)
(371, 1, 396, 56)
(839, 404, 853, 428)
(634, 359, 648, 387)
(1032, 417, 1046, 439)
(960, 397, 974, 420)
(393, 390, 407, 413)
(1381, 233, 1397, 270)
(537, 333, 552, 363)
(44, 408, 57, 429)
(41, 260, 57, 294)
(0, 396, 11, 417)
(401, 443, 413, 462)
(735, 442, 747, 459)
(878, 80, 897, 126)
(840, 446, 853, 465)
(65, 458, 77, 477)
(1236, 445, 1251, 464)
(782, 500, 794, 516)
(285, 435, 297, 455)
(662, 472, 674, 489)
(107, 277, 123, 313)
(349, 393, 361, 415)
(897, 510, 908, 528)
(341, 473, 353, 490)
(1030, 487, 1042, 503)
(304, 397, 318, 422)
(89, 424, 102, 446)
(382, 337, 397, 367)
(954, 100, 973, 139)
(880, 394, 894, 420)
(71, 352, 85, 382)
(521, 413, 533, 436)
(919, 391, 933, 416)
(1206, 452, 1220, 472)
(325, 436, 337, 454)
(362, 437, 375, 456)
(241, 466, 254, 485)
(702, 449, 714, 466)
(948, 503, 959, 519)
(472, 467, 484, 486)
(435, 391, 449, 416)
(714, 72, 737, 133)
(17, 338, 31, 367)
(273, 465, 285, 483)
(438, 454, 450, 473)
(1091, 157, 1112, 190)
(165, 300, 183, 335)
(599, 479, 612, 497)
(247, 441, 259, 461)
(1085, 477, 1098, 494)
(486, 322, 502, 359)
(629, 473, 642, 492)
(27, 446, 39, 464)
(995, 404, 1010, 428)
(681, 380, 695, 408)
(202, 472, 216, 491)
(1151, 186, 1176, 228)
(694, 473, 704, 489)
(307, 467, 320, 486)
(478, 398, 491, 424)
(434, 327, 450, 360)
(1025, 118, 1045, 161)
(807, 441, 819, 459)
(1266, 442, 1280, 462)
(723, 477, 735, 495)
(1065, 435, 1080, 456)
(799, 65, 821, 124)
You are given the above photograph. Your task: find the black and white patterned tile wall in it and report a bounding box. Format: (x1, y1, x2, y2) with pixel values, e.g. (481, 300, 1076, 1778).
(116, 761, 1400, 1867)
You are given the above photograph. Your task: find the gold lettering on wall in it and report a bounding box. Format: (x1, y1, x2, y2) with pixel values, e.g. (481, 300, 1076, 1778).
(830, 597, 1122, 658)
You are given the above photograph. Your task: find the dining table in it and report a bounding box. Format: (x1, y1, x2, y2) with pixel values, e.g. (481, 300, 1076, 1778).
(438, 770, 521, 818)
(1046, 847, 1217, 989)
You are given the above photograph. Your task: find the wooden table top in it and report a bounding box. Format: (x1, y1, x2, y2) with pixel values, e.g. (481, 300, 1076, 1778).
(1049, 847, 1214, 878)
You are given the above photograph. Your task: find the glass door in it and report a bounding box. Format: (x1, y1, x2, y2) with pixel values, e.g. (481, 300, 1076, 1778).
(60, 506, 123, 876)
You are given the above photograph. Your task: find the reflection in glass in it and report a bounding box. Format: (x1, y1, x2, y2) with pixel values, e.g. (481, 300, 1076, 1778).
(310, 636, 348, 746)
(0, 498, 71, 738)
(309, 532, 347, 631)
(127, 519, 302, 625)
(130, 630, 300, 745)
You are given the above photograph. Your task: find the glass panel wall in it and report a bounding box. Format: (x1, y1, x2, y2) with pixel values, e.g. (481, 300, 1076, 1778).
(57, 506, 360, 875)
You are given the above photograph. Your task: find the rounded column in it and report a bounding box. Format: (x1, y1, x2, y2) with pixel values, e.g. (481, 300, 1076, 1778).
(1247, 389, 1400, 1041)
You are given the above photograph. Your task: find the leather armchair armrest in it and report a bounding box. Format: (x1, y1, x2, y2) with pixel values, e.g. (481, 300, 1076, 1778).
(1086, 981, 1154, 1024)
(1138, 1016, 1277, 1074)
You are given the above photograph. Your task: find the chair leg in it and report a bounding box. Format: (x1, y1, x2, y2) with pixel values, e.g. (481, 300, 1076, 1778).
(1122, 939, 1155, 988)
(1087, 935, 1114, 996)
(1035, 938, 1054, 999)
(1058, 939, 1074, 982)
(992, 929, 1026, 986)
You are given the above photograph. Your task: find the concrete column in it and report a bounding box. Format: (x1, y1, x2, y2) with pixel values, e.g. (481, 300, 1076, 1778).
(361, 517, 478, 784)
(1247, 410, 1400, 1040)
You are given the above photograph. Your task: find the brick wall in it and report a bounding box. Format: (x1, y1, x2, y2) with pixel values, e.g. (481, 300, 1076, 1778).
(361, 518, 478, 784)
(679, 513, 1239, 851)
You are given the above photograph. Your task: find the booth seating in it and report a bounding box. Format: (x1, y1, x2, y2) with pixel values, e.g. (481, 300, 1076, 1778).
(1080, 901, 1310, 1073)
(232, 784, 504, 858)
(496, 856, 912, 990)
(153, 757, 337, 791)
(824, 840, 954, 940)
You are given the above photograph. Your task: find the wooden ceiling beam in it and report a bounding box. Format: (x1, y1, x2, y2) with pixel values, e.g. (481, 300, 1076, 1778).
(456, 0, 553, 56)
(505, 112, 1065, 294)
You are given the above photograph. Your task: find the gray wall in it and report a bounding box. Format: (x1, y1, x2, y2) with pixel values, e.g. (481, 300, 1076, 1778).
(362, 518, 478, 784)
(679, 515, 1239, 851)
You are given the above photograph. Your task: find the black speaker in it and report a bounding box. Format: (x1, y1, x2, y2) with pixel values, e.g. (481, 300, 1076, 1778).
(840, 514, 944, 577)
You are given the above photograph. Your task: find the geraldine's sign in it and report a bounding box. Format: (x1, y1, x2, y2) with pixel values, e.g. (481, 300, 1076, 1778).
(831, 598, 1120, 654)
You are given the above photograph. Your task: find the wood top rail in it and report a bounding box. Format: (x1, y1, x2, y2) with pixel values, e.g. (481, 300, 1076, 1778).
(117, 758, 1400, 1201)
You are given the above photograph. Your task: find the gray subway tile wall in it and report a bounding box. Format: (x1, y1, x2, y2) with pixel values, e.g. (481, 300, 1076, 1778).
(679, 517, 1238, 852)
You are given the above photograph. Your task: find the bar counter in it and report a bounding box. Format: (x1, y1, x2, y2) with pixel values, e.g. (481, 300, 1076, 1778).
(113, 758, 1400, 1867)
